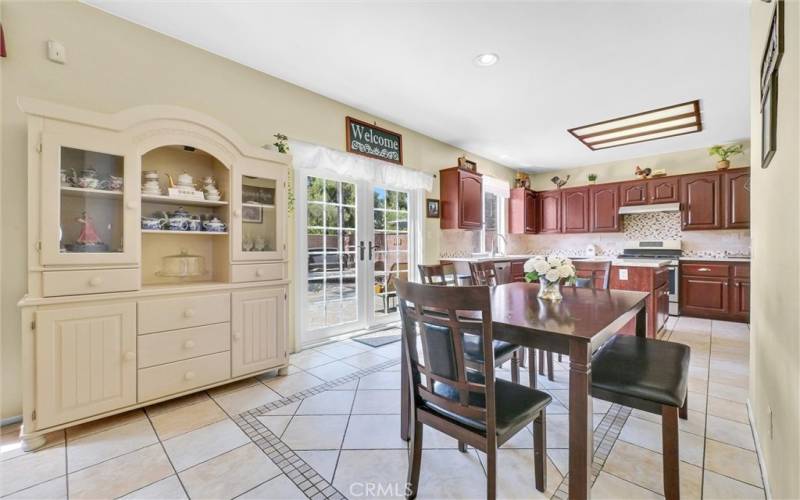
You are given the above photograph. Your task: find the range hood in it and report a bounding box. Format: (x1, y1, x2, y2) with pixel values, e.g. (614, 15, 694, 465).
(618, 202, 681, 215)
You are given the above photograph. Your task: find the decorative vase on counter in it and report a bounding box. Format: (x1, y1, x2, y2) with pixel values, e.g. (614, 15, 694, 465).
(538, 277, 563, 301)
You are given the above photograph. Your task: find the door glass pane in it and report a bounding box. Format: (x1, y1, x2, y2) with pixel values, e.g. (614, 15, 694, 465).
(373, 187, 410, 319)
(59, 147, 125, 253)
(241, 175, 276, 252)
(484, 192, 498, 253)
(305, 175, 359, 331)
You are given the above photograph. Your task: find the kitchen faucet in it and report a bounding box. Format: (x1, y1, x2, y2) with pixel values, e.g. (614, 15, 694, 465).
(490, 234, 508, 257)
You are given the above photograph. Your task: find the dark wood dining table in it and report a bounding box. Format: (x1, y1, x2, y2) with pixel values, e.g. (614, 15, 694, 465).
(400, 282, 649, 500)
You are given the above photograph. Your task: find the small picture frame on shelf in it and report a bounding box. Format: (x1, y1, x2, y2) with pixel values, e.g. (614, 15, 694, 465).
(426, 198, 440, 218)
(242, 184, 275, 205)
(242, 205, 263, 223)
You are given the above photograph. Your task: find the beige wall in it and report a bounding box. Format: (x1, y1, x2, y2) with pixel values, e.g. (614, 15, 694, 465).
(749, 1, 800, 498)
(526, 143, 750, 191)
(0, 0, 515, 419)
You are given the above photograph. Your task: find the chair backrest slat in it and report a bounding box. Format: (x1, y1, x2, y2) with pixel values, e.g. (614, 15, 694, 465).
(418, 263, 459, 286)
(469, 261, 499, 286)
(572, 260, 612, 290)
(396, 280, 497, 434)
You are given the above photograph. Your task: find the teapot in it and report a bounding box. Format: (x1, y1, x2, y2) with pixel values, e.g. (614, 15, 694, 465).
(166, 207, 191, 231)
(177, 171, 194, 188)
(202, 215, 226, 232)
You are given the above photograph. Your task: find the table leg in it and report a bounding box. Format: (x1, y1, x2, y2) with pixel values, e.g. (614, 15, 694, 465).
(400, 339, 410, 441)
(569, 340, 593, 499)
(635, 304, 647, 338)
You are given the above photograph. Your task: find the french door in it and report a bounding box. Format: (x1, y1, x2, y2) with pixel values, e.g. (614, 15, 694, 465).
(298, 172, 416, 345)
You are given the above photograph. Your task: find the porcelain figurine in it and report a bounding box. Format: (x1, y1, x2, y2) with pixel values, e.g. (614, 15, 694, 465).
(65, 212, 108, 252)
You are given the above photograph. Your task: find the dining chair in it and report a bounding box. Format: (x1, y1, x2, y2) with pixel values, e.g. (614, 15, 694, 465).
(396, 280, 551, 500)
(468, 261, 524, 383)
(418, 263, 458, 286)
(590, 335, 690, 500)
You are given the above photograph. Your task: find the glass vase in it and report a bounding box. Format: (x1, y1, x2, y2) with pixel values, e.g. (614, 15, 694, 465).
(538, 277, 563, 301)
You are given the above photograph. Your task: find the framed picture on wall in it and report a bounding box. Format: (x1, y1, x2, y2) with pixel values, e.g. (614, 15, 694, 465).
(242, 205, 263, 223)
(426, 199, 440, 218)
(761, 73, 777, 169)
(760, 0, 783, 169)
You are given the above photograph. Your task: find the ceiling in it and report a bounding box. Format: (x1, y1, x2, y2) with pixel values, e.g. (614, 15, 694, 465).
(85, 1, 750, 171)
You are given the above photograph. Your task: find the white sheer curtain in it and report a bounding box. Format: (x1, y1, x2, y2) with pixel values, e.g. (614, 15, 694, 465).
(288, 140, 434, 191)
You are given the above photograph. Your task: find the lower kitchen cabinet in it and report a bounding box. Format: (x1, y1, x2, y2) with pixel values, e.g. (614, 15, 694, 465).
(232, 287, 288, 377)
(680, 261, 749, 322)
(34, 303, 137, 428)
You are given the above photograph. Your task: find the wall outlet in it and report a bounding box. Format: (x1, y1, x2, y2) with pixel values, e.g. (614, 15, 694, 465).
(618, 269, 628, 281)
(47, 40, 66, 64)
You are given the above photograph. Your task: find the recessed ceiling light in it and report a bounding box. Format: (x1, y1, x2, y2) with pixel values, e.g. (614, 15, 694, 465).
(568, 100, 702, 151)
(473, 53, 499, 67)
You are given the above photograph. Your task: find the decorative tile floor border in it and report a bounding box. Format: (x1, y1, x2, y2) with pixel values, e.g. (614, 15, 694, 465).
(232, 359, 400, 499)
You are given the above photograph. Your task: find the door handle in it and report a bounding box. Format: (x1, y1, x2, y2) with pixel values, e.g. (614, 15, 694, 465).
(359, 241, 365, 261)
(368, 241, 373, 260)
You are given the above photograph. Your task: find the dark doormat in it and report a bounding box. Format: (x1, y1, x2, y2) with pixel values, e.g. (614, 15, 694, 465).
(352, 328, 401, 348)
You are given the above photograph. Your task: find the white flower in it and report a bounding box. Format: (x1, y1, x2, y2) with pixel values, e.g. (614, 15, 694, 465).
(563, 258, 572, 266)
(534, 260, 551, 274)
(523, 259, 537, 273)
(544, 269, 560, 282)
(558, 264, 574, 278)
(547, 255, 561, 266)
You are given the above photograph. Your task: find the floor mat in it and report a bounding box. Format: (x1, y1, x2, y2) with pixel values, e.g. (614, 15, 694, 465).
(352, 328, 401, 348)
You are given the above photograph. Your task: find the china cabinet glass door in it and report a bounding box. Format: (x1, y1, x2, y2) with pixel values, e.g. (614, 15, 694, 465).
(231, 161, 286, 261)
(40, 131, 139, 265)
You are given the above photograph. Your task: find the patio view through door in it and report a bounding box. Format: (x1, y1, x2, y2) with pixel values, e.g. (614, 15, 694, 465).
(302, 173, 414, 345)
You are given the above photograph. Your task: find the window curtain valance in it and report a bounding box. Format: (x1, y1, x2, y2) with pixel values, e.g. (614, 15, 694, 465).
(288, 140, 434, 191)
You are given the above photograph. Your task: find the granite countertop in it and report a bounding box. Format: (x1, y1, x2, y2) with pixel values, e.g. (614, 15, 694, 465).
(443, 254, 535, 262)
(611, 259, 672, 268)
(679, 257, 751, 263)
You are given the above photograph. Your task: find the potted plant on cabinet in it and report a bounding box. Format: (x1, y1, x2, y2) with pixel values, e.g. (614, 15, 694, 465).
(587, 173, 598, 184)
(708, 144, 743, 170)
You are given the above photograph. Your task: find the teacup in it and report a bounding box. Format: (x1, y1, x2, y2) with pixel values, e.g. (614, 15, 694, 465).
(203, 220, 226, 232)
(141, 216, 165, 230)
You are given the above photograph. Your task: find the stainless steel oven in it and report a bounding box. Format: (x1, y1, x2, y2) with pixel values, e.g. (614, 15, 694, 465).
(666, 262, 679, 315)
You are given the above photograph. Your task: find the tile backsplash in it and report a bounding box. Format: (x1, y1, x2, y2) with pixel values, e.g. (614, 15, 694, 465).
(498, 212, 751, 259)
(439, 229, 481, 258)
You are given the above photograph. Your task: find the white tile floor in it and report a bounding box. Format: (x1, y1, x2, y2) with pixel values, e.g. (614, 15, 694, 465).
(0, 316, 765, 499)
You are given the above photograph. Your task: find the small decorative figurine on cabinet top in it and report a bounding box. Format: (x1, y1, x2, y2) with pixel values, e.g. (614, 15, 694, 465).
(550, 174, 570, 189)
(634, 165, 652, 179)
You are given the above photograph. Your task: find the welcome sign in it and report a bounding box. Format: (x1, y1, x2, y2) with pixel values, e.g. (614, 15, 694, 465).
(346, 116, 403, 165)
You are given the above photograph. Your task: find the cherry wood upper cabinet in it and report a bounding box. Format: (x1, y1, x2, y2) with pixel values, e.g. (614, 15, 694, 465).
(620, 180, 649, 206)
(724, 169, 750, 229)
(590, 183, 621, 232)
(648, 177, 680, 203)
(681, 172, 722, 230)
(508, 188, 537, 234)
(440, 167, 483, 229)
(537, 190, 562, 233)
(561, 187, 590, 233)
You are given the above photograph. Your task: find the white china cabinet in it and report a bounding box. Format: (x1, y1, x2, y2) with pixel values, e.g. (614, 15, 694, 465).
(18, 98, 291, 451)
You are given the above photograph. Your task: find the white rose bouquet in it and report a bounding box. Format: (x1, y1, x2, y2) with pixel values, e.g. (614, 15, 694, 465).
(523, 256, 576, 300)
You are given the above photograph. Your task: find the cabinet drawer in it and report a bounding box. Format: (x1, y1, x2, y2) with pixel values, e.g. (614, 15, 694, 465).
(231, 263, 285, 283)
(138, 351, 230, 402)
(138, 293, 230, 334)
(138, 323, 231, 368)
(681, 263, 730, 278)
(42, 268, 139, 297)
(733, 263, 750, 278)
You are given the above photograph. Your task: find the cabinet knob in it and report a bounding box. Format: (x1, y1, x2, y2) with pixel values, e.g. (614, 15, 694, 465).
(126, 201, 138, 210)
(184, 371, 196, 381)
(183, 309, 195, 318)
(184, 340, 196, 349)
(256, 268, 265, 277)
(233, 209, 241, 217)
(88, 276, 103, 286)
(233, 332, 242, 341)
(124, 351, 135, 361)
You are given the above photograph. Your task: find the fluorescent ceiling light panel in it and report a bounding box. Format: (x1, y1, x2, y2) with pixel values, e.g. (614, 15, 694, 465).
(568, 100, 702, 151)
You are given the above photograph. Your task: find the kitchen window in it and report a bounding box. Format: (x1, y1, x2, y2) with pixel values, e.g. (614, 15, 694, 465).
(480, 176, 510, 254)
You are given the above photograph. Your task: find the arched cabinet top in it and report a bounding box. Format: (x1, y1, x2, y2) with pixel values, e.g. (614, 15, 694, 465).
(18, 97, 291, 166)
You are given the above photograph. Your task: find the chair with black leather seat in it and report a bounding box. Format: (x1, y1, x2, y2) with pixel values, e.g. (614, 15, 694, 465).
(418, 263, 459, 286)
(467, 261, 524, 384)
(396, 280, 551, 500)
(591, 335, 690, 500)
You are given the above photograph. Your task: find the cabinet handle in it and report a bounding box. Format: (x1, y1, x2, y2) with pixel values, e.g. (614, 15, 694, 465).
(256, 268, 265, 277)
(233, 332, 242, 341)
(126, 201, 138, 210)
(184, 340, 196, 349)
(184, 371, 196, 381)
(124, 351, 135, 361)
(697, 267, 711, 272)
(88, 276, 103, 286)
(183, 309, 195, 318)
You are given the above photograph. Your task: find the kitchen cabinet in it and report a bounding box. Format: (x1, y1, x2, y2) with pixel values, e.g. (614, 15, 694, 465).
(440, 167, 483, 229)
(656, 281, 670, 333)
(681, 172, 722, 230)
(589, 184, 621, 232)
(609, 265, 669, 337)
(34, 303, 137, 428)
(724, 169, 750, 229)
(562, 187, 590, 233)
(231, 161, 287, 262)
(508, 188, 537, 234)
(537, 190, 562, 233)
(680, 261, 749, 322)
(620, 180, 649, 206)
(511, 261, 526, 282)
(648, 177, 680, 203)
(232, 288, 287, 377)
